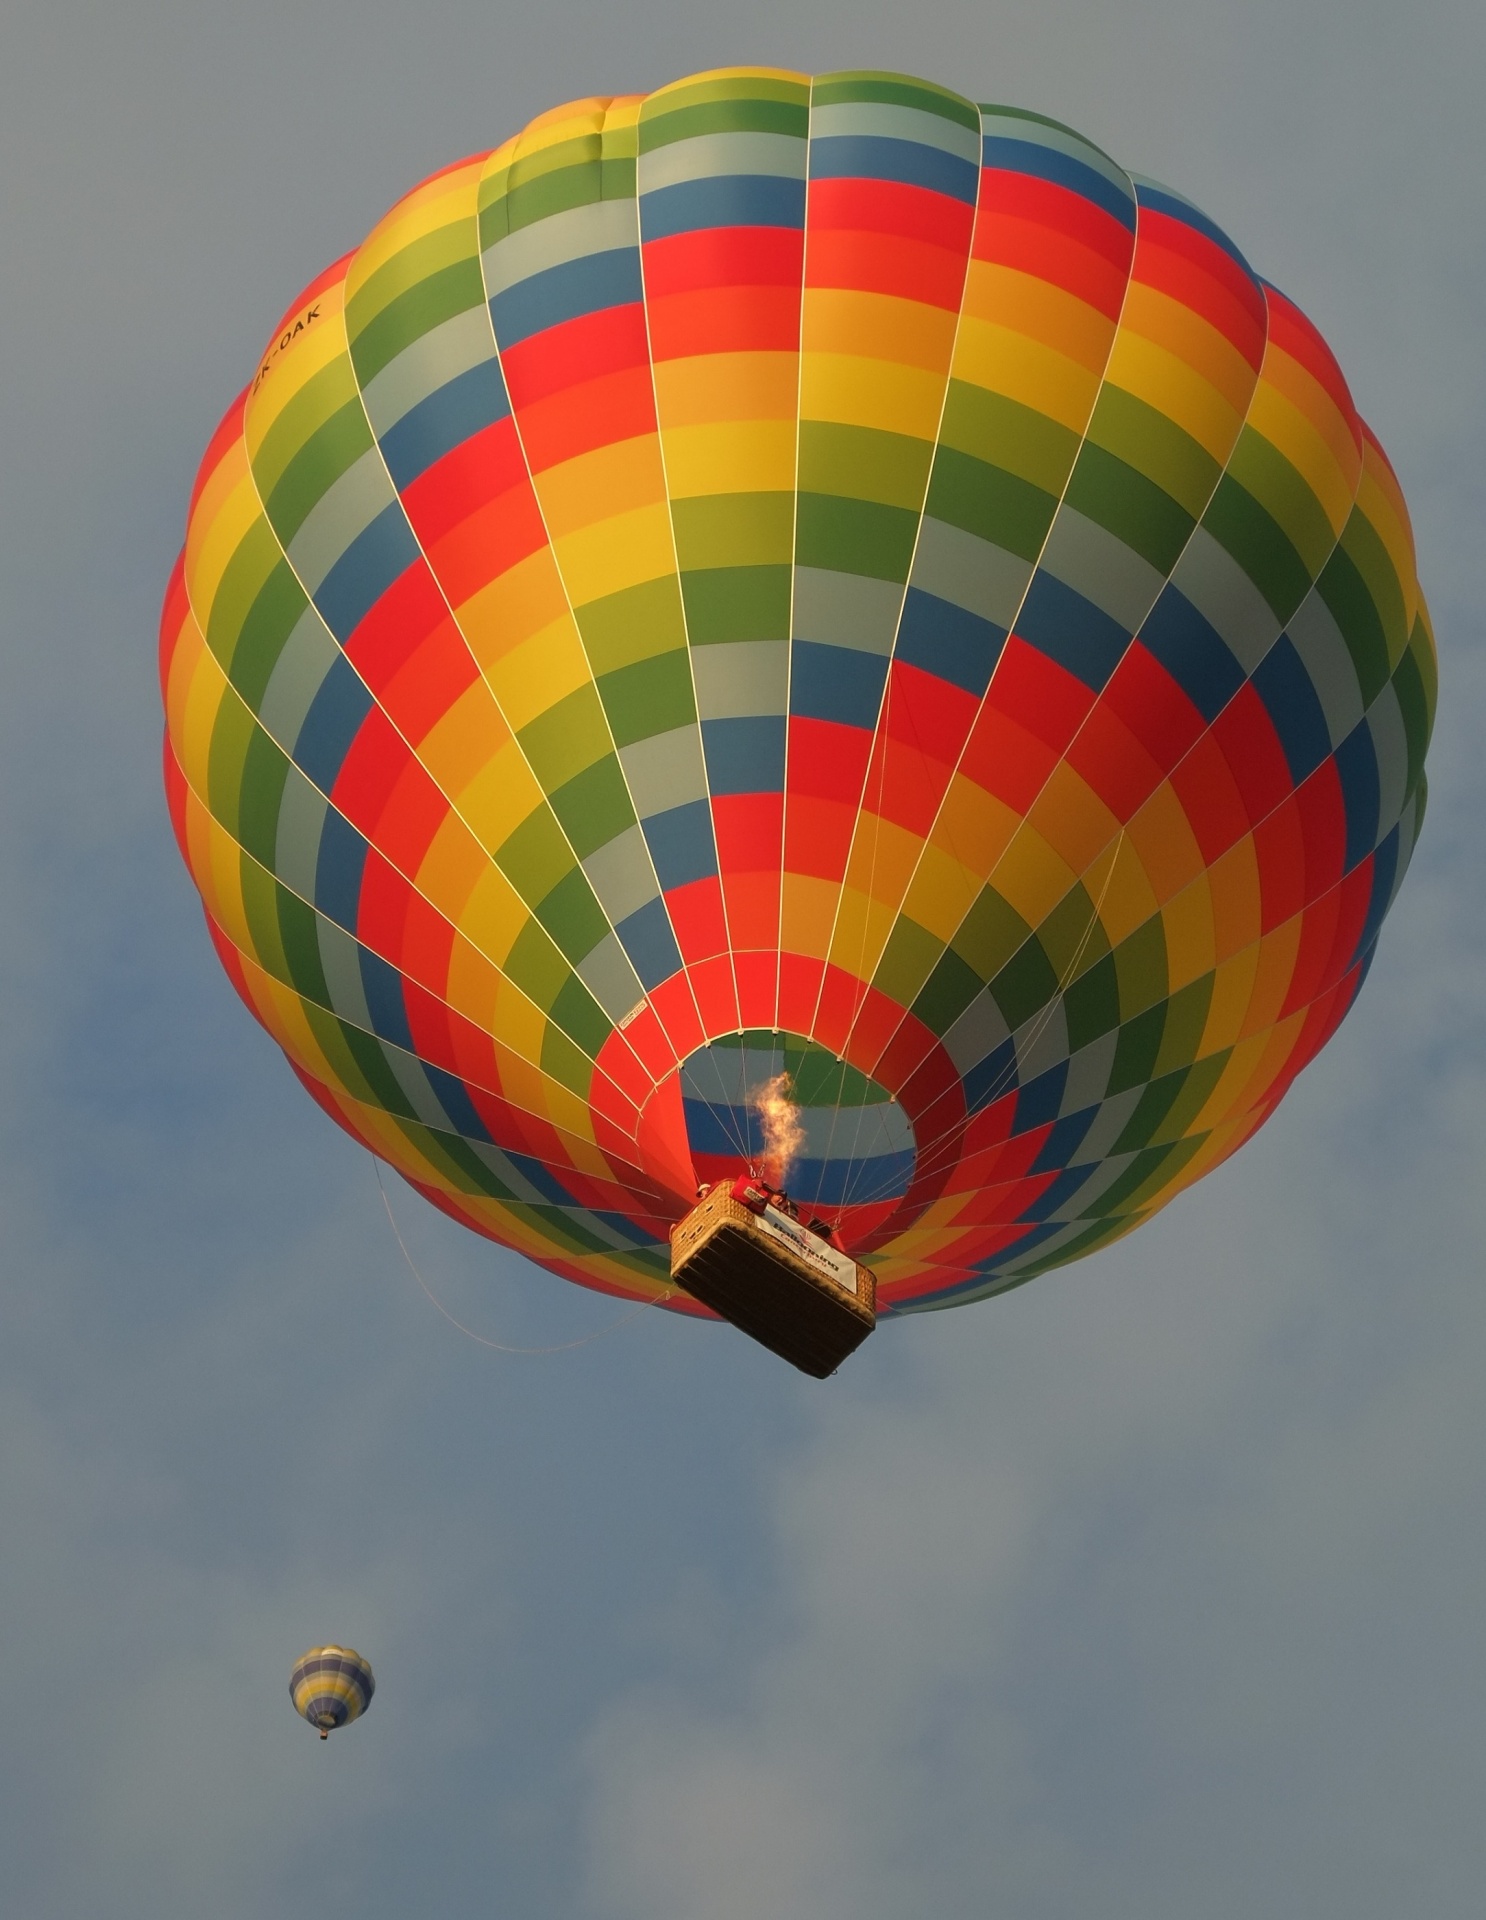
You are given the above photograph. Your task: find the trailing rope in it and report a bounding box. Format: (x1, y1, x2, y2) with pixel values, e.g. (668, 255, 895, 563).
(373, 1158, 677, 1355)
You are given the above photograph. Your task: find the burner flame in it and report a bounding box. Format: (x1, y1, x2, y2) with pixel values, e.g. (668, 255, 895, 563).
(751, 1071, 805, 1189)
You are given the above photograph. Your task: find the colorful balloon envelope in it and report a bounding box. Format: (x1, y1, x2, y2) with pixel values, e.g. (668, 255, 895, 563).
(290, 1645, 376, 1738)
(161, 68, 1435, 1323)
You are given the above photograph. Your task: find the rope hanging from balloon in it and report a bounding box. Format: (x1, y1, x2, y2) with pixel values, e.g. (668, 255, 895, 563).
(372, 1158, 677, 1353)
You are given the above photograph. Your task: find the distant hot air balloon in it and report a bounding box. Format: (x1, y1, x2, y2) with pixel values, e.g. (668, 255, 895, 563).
(290, 1646, 375, 1739)
(161, 68, 1435, 1371)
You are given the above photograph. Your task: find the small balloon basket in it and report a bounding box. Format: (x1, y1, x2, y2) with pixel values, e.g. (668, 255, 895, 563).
(670, 1178, 876, 1378)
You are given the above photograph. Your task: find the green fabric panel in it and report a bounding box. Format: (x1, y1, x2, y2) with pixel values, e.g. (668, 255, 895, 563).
(534, 864, 611, 964)
(952, 886, 1034, 984)
(407, 1124, 517, 1201)
(503, 917, 573, 1012)
(938, 381, 1078, 495)
(348, 258, 487, 387)
(1107, 1133, 1203, 1213)
(251, 357, 362, 502)
(1081, 1141, 1183, 1217)
(549, 756, 637, 858)
(990, 936, 1059, 1031)
(639, 93, 809, 148)
(277, 885, 330, 1004)
(1316, 541, 1390, 706)
(606, 1244, 672, 1283)
(923, 447, 1054, 562)
(1202, 475, 1312, 625)
(350, 1025, 424, 1121)
(1149, 1052, 1227, 1145)
(263, 400, 375, 545)
(1112, 915, 1168, 1019)
(1037, 882, 1113, 983)
(1083, 384, 1218, 520)
(1153, 972, 1213, 1076)
(670, 491, 793, 570)
(301, 1001, 381, 1108)
(797, 423, 933, 513)
(795, 492, 920, 581)
(1225, 429, 1336, 582)
(680, 565, 791, 643)
(346, 220, 480, 335)
(873, 915, 945, 1007)
(1338, 504, 1408, 665)
(1063, 951, 1121, 1049)
(578, 575, 688, 671)
(812, 71, 980, 129)
(206, 517, 283, 676)
(1015, 1215, 1131, 1273)
(227, 557, 307, 710)
(1110, 1065, 1191, 1153)
(910, 945, 984, 1035)
(521, 1202, 619, 1257)
(597, 652, 697, 745)
(1391, 647, 1431, 800)
(1063, 442, 1193, 575)
(238, 852, 288, 980)
(1408, 612, 1438, 725)
(519, 684, 612, 787)
(497, 160, 603, 235)
(206, 693, 255, 836)
(1106, 1000, 1166, 1096)
(497, 806, 577, 908)
(236, 727, 291, 868)
(539, 1019, 595, 1096)
(548, 974, 611, 1057)
(1410, 773, 1428, 844)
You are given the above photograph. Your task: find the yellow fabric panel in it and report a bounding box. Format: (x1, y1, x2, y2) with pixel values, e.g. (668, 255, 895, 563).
(1201, 939, 1261, 1054)
(660, 419, 797, 496)
(1080, 829, 1158, 949)
(950, 315, 1103, 433)
(242, 274, 350, 454)
(779, 871, 840, 960)
(961, 261, 1115, 374)
(652, 350, 798, 427)
(1206, 834, 1263, 963)
(416, 676, 520, 799)
(1247, 351, 1362, 536)
(1101, 331, 1249, 466)
(551, 501, 679, 606)
(1239, 917, 1304, 1037)
(482, 610, 593, 726)
(1161, 872, 1217, 992)
(986, 822, 1077, 929)
(1126, 778, 1207, 905)
(184, 441, 260, 629)
(893, 838, 984, 946)
(537, 436, 669, 537)
(1025, 761, 1120, 876)
(452, 863, 534, 971)
(451, 742, 550, 859)
(802, 288, 960, 375)
(348, 157, 485, 293)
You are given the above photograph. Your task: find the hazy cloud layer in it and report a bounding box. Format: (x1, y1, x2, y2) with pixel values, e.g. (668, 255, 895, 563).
(0, 0, 1480, 1913)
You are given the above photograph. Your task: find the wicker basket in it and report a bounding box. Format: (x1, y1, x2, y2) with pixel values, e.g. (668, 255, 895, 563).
(670, 1183, 876, 1378)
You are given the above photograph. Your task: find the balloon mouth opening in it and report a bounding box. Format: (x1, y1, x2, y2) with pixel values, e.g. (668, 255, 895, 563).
(679, 1031, 916, 1216)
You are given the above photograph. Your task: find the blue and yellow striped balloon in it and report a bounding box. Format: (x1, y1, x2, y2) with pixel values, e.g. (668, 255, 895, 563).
(290, 1645, 375, 1739)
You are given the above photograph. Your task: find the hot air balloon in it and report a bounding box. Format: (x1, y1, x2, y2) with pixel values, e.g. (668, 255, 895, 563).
(290, 1645, 376, 1739)
(161, 68, 1435, 1374)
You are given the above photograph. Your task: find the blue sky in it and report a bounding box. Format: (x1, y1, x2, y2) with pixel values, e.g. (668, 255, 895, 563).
(0, 0, 1482, 1913)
